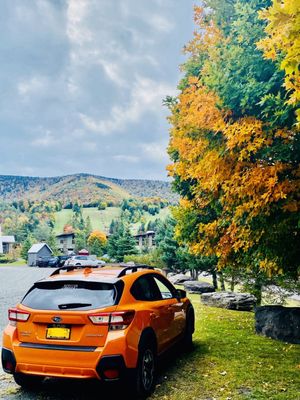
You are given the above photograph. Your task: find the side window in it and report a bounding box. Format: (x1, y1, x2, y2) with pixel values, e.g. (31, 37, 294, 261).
(153, 276, 174, 299)
(131, 276, 161, 301)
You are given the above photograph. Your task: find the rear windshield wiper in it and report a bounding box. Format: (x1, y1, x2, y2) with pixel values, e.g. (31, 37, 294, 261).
(58, 303, 92, 309)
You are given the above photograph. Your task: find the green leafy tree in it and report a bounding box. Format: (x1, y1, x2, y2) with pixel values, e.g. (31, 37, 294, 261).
(87, 231, 107, 257)
(20, 236, 34, 261)
(167, 0, 300, 302)
(107, 222, 137, 262)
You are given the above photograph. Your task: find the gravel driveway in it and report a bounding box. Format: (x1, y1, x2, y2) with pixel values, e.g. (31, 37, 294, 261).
(0, 266, 125, 399)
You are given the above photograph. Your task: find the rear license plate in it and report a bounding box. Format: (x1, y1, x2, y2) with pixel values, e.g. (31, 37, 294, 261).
(46, 326, 70, 340)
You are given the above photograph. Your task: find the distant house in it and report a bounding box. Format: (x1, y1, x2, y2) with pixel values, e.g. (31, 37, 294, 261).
(134, 231, 156, 250)
(28, 243, 53, 267)
(56, 232, 75, 254)
(0, 225, 15, 254)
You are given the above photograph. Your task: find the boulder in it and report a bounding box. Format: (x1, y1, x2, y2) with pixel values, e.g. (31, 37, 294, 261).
(255, 305, 300, 344)
(201, 291, 256, 311)
(168, 274, 195, 285)
(184, 280, 215, 294)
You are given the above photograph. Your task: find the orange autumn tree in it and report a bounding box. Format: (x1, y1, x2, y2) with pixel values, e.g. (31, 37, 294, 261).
(167, 1, 300, 300)
(87, 230, 107, 257)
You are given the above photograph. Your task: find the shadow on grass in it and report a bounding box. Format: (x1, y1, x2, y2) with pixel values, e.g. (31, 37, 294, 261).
(155, 340, 209, 383)
(13, 340, 209, 400)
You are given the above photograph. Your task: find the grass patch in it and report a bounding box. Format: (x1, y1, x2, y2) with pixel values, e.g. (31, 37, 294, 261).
(82, 207, 121, 232)
(0, 259, 26, 266)
(54, 207, 170, 234)
(150, 295, 299, 400)
(54, 207, 121, 234)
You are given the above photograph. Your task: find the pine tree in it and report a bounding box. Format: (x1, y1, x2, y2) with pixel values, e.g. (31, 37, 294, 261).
(20, 236, 34, 261)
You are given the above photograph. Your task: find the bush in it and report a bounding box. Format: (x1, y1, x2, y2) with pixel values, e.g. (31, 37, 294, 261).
(124, 249, 165, 269)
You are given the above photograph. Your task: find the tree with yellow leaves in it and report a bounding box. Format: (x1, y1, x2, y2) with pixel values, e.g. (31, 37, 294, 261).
(87, 230, 107, 257)
(257, 0, 300, 110)
(167, 0, 300, 302)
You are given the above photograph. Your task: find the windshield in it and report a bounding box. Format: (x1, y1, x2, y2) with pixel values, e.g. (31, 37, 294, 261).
(21, 280, 118, 310)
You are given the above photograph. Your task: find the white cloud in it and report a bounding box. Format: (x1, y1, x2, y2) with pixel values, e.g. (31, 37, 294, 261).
(66, 0, 92, 45)
(148, 14, 174, 33)
(80, 76, 175, 135)
(17, 76, 46, 96)
(98, 60, 128, 87)
(140, 141, 170, 163)
(113, 154, 139, 163)
(31, 131, 58, 148)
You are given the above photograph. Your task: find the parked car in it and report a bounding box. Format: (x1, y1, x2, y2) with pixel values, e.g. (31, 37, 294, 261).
(57, 255, 71, 267)
(37, 256, 71, 268)
(64, 255, 105, 267)
(2, 264, 195, 398)
(47, 257, 60, 268)
(36, 256, 52, 268)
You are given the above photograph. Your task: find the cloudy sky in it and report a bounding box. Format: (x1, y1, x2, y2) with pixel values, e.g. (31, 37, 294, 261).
(0, 0, 194, 180)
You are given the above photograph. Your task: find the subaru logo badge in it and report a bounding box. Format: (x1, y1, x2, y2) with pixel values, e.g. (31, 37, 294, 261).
(52, 316, 62, 323)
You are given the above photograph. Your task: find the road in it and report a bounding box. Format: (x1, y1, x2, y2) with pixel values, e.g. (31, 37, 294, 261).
(0, 266, 127, 399)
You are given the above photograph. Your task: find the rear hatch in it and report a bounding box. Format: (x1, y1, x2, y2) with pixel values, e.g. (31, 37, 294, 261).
(17, 280, 122, 348)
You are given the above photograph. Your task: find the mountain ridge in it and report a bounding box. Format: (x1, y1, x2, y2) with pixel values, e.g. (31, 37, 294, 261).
(0, 173, 177, 205)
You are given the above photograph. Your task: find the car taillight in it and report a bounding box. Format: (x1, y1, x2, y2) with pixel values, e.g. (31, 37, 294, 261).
(89, 312, 110, 325)
(88, 311, 135, 330)
(8, 308, 30, 325)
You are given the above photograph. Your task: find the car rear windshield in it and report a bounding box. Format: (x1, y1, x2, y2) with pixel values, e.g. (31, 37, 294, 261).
(21, 280, 122, 310)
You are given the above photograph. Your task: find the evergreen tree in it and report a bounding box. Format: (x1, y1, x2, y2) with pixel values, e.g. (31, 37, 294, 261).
(107, 222, 137, 262)
(20, 236, 34, 261)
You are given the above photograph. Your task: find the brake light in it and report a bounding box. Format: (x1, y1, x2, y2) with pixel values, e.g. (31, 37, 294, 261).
(88, 311, 135, 330)
(89, 313, 110, 325)
(8, 308, 30, 325)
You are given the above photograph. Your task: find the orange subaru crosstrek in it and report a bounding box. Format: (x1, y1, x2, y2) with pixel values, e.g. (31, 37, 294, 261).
(2, 264, 194, 398)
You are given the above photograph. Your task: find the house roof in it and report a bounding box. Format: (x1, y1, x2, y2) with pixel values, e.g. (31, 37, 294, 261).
(56, 232, 75, 238)
(28, 243, 53, 254)
(134, 231, 155, 238)
(0, 236, 15, 244)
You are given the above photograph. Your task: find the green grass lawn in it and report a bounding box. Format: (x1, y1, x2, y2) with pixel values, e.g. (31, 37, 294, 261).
(0, 259, 26, 266)
(150, 295, 300, 400)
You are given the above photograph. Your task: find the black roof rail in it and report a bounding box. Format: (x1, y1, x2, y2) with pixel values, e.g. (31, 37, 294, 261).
(50, 265, 100, 276)
(117, 264, 155, 278)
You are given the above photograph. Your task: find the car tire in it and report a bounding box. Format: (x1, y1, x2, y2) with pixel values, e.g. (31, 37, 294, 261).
(183, 306, 195, 351)
(13, 372, 43, 389)
(133, 337, 157, 399)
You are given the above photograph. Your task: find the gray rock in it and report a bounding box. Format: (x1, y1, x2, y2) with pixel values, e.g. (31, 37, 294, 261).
(184, 280, 215, 294)
(201, 291, 256, 311)
(168, 273, 195, 285)
(255, 305, 300, 344)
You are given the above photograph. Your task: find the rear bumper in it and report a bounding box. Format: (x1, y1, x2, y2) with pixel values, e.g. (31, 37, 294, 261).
(2, 346, 130, 381)
(2, 328, 138, 380)
(2, 347, 16, 373)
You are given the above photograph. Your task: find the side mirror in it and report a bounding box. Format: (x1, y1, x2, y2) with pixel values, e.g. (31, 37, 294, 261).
(176, 289, 187, 299)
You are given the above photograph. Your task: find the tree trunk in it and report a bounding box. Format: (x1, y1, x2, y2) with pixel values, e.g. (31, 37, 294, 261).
(230, 276, 235, 292)
(218, 271, 225, 291)
(212, 270, 218, 290)
(253, 279, 263, 305)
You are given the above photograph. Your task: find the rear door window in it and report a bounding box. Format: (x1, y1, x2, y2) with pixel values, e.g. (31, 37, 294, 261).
(153, 276, 174, 299)
(130, 276, 161, 301)
(21, 280, 121, 310)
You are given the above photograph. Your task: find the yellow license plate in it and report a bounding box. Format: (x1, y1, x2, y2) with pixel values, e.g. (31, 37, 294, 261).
(46, 327, 70, 340)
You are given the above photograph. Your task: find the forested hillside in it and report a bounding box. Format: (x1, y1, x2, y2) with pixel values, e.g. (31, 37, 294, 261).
(0, 173, 177, 205)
